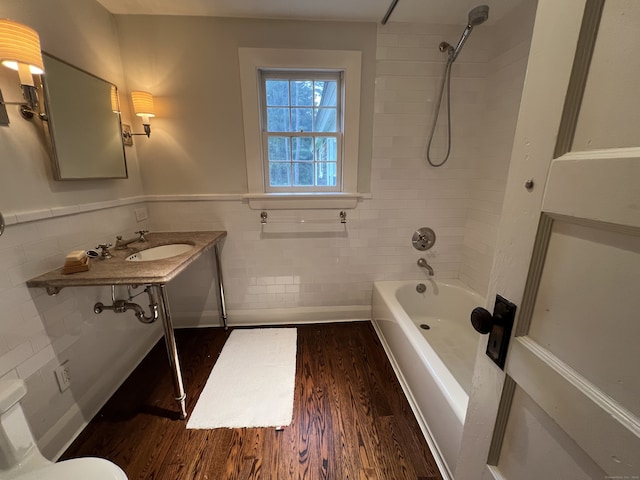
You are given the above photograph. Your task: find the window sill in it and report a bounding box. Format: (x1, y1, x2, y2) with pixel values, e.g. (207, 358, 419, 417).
(243, 192, 366, 210)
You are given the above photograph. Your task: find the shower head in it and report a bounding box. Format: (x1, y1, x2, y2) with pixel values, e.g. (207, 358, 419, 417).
(468, 5, 490, 27)
(449, 4, 490, 62)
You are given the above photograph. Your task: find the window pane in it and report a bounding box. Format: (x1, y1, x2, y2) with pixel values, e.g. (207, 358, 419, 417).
(267, 108, 290, 132)
(291, 108, 313, 132)
(316, 162, 337, 187)
(314, 80, 337, 107)
(265, 80, 289, 106)
(268, 136, 290, 161)
(315, 137, 337, 161)
(269, 162, 290, 187)
(293, 162, 314, 186)
(314, 108, 337, 132)
(290, 80, 313, 106)
(292, 137, 314, 161)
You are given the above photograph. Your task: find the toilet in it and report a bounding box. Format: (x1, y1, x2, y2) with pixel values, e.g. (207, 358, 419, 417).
(0, 380, 127, 479)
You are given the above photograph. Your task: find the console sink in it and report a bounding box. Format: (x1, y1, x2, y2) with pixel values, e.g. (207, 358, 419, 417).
(126, 243, 194, 262)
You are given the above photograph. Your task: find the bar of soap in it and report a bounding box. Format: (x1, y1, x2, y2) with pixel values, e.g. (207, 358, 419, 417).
(62, 255, 89, 274)
(65, 250, 87, 264)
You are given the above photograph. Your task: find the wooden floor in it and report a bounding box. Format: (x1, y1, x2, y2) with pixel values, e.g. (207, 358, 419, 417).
(62, 322, 443, 480)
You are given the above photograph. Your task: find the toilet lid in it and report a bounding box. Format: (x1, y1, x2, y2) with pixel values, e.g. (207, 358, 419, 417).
(13, 457, 128, 480)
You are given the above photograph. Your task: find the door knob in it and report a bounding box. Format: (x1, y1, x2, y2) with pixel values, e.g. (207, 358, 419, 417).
(470, 307, 495, 334)
(470, 295, 517, 369)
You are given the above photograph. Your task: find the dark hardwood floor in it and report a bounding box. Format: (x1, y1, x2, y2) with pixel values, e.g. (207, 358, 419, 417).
(61, 321, 443, 480)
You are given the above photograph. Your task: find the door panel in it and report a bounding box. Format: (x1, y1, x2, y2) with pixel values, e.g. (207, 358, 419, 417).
(507, 336, 640, 475)
(572, 0, 640, 151)
(496, 385, 606, 480)
(527, 220, 640, 417)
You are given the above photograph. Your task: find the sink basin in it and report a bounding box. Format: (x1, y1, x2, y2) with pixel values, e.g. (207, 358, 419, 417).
(126, 244, 194, 262)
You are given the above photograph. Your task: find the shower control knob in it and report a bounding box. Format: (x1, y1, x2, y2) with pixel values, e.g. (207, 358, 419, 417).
(412, 227, 436, 251)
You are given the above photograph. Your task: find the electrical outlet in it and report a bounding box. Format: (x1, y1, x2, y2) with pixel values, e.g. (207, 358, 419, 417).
(134, 207, 148, 222)
(54, 362, 71, 392)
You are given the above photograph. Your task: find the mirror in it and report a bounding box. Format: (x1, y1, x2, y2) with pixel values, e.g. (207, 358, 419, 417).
(40, 54, 128, 180)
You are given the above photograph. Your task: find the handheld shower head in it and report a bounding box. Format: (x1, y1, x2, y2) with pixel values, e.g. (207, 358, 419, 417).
(449, 4, 490, 62)
(468, 5, 490, 27)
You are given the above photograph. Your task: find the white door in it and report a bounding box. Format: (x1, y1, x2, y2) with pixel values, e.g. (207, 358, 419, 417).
(456, 0, 640, 478)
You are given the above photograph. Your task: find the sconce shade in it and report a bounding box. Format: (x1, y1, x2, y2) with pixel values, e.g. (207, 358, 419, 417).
(0, 19, 44, 76)
(131, 90, 155, 118)
(110, 85, 120, 113)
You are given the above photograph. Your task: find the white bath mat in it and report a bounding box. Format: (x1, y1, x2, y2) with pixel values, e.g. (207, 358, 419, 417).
(187, 328, 297, 429)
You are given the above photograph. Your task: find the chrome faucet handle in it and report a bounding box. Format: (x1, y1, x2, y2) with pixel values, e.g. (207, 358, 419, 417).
(135, 230, 149, 242)
(95, 243, 113, 259)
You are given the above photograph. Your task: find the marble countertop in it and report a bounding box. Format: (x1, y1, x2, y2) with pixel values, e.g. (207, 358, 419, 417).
(26, 231, 227, 289)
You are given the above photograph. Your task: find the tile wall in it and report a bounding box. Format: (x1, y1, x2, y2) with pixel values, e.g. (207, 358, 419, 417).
(0, 203, 160, 458)
(151, 22, 499, 323)
(459, 1, 536, 297)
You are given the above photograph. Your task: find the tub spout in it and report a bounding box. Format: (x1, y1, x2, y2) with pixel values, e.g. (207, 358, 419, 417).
(417, 258, 434, 276)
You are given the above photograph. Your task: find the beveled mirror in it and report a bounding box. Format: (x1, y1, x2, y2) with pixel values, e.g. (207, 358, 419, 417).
(40, 54, 128, 180)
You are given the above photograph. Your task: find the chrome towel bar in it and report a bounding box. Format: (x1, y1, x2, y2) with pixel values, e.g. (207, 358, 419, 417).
(260, 210, 347, 225)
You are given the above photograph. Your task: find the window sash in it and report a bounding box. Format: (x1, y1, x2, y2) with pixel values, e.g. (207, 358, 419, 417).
(259, 70, 343, 192)
(262, 131, 342, 192)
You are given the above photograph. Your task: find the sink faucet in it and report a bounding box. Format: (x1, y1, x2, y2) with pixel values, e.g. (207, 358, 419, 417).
(115, 230, 149, 250)
(417, 257, 434, 276)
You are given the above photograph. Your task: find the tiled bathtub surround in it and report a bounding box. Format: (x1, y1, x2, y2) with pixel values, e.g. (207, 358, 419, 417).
(459, 1, 536, 296)
(150, 197, 463, 325)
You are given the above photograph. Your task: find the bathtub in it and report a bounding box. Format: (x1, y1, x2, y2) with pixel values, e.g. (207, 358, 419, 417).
(371, 280, 484, 479)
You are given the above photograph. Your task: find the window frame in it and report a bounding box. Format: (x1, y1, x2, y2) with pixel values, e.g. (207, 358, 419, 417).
(239, 48, 361, 209)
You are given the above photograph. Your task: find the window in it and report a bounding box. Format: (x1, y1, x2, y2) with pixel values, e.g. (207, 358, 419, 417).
(239, 48, 362, 209)
(261, 71, 342, 192)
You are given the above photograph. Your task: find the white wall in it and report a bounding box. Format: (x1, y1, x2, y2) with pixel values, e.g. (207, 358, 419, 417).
(130, 15, 535, 324)
(114, 16, 377, 195)
(0, 0, 161, 459)
(460, 1, 537, 297)
(140, 18, 526, 325)
(0, 0, 144, 212)
(134, 20, 489, 325)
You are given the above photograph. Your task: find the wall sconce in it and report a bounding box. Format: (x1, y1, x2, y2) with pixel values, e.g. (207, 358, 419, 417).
(129, 90, 155, 138)
(0, 19, 45, 124)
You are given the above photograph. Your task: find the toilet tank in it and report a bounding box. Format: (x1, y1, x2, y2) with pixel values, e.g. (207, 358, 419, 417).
(0, 380, 39, 471)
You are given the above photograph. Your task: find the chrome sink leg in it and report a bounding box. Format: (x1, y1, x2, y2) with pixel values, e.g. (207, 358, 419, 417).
(151, 284, 187, 420)
(214, 243, 228, 330)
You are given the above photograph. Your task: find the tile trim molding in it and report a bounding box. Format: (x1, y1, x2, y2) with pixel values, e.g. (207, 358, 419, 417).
(3, 194, 244, 226)
(5, 193, 375, 226)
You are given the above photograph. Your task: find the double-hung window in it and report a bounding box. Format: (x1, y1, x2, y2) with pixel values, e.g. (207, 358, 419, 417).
(261, 71, 342, 192)
(239, 48, 361, 209)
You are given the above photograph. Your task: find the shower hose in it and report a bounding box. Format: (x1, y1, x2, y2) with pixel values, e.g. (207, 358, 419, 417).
(425, 59, 454, 168)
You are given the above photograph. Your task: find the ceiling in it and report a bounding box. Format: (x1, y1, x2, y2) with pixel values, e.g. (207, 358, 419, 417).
(96, 0, 523, 25)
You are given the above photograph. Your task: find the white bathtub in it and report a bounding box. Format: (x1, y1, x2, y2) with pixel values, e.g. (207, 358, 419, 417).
(371, 280, 484, 479)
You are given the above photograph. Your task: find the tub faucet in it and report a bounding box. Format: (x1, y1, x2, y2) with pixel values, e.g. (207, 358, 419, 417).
(417, 258, 434, 276)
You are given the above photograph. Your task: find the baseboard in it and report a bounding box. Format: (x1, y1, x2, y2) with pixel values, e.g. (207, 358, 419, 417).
(173, 305, 372, 328)
(39, 329, 164, 460)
